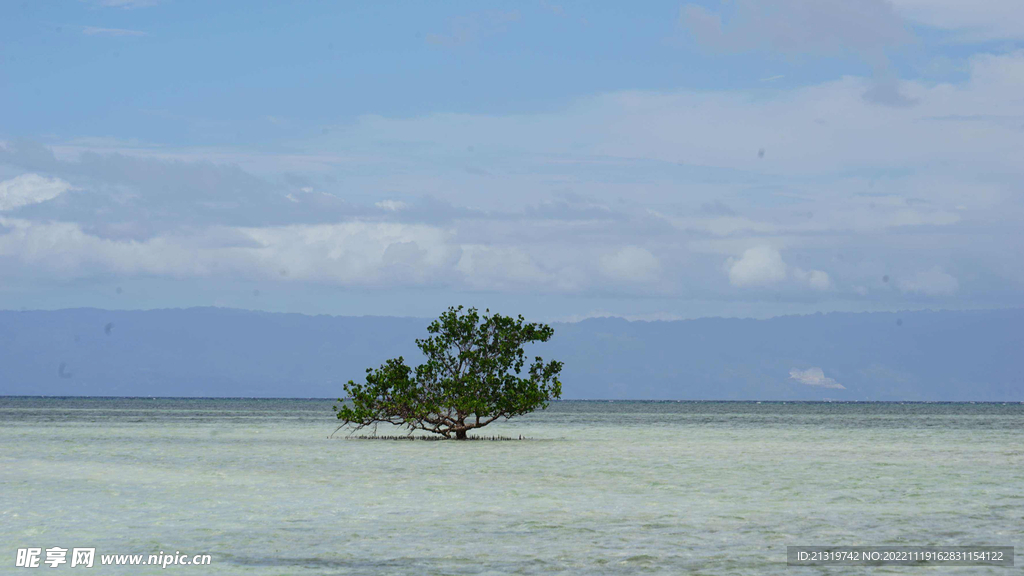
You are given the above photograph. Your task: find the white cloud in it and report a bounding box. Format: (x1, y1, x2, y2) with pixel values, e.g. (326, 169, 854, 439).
(793, 268, 832, 290)
(455, 245, 556, 290)
(238, 222, 459, 285)
(789, 367, 846, 389)
(897, 267, 959, 296)
(599, 246, 660, 283)
(375, 199, 409, 211)
(0, 217, 460, 284)
(726, 246, 788, 287)
(0, 216, 637, 294)
(0, 174, 72, 211)
(0, 209, 686, 296)
(724, 247, 834, 291)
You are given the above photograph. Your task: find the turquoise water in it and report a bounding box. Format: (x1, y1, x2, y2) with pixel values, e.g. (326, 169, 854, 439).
(1, 398, 1021, 574)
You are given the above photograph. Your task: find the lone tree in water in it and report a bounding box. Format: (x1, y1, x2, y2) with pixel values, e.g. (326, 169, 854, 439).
(334, 306, 563, 439)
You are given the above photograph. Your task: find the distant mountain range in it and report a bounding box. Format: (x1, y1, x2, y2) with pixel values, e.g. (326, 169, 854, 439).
(0, 307, 1020, 400)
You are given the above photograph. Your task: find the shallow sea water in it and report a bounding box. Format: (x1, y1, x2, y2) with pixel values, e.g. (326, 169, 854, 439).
(1, 398, 1022, 574)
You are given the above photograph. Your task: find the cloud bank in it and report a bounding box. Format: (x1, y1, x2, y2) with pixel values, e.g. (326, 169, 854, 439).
(3, 24, 1024, 316)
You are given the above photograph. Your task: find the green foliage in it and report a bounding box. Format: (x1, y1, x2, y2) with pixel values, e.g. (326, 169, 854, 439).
(333, 306, 563, 439)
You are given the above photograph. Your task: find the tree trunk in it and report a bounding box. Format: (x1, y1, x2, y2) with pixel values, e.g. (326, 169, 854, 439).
(454, 429, 468, 440)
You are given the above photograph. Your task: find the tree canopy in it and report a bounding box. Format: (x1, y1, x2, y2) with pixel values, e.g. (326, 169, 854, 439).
(333, 306, 563, 439)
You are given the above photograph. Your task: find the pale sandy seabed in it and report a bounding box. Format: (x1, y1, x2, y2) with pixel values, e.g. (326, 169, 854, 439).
(1, 398, 1022, 575)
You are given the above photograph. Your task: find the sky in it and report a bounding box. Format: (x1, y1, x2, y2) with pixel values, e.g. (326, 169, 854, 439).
(1, 0, 1022, 321)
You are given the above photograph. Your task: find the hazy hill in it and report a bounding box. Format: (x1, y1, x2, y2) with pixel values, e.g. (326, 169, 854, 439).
(0, 307, 1020, 400)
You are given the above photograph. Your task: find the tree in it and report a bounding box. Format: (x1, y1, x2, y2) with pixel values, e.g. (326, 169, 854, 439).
(334, 306, 563, 439)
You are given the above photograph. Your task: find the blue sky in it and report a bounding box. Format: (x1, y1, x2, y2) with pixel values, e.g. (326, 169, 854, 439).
(1, 0, 1023, 320)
